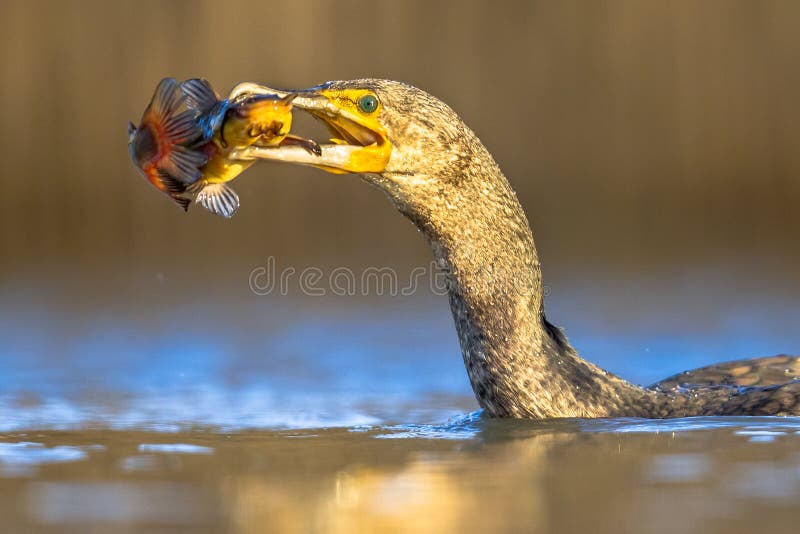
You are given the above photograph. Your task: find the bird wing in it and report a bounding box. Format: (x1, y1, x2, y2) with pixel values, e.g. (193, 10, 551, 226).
(649, 354, 800, 390)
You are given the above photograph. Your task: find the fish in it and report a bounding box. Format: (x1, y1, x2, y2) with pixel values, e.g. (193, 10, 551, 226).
(129, 78, 321, 218)
(127, 78, 207, 211)
(180, 78, 321, 218)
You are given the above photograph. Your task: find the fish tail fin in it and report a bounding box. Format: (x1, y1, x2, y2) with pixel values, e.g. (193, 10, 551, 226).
(143, 78, 208, 183)
(147, 78, 182, 122)
(195, 183, 240, 219)
(145, 78, 201, 142)
(181, 78, 219, 114)
(160, 144, 207, 184)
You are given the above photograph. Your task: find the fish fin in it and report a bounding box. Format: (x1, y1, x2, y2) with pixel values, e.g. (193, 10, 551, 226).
(148, 78, 182, 121)
(182, 78, 219, 114)
(160, 145, 207, 184)
(154, 171, 192, 211)
(143, 78, 203, 145)
(154, 169, 187, 194)
(184, 179, 207, 195)
(173, 196, 191, 212)
(195, 183, 240, 218)
(163, 109, 203, 144)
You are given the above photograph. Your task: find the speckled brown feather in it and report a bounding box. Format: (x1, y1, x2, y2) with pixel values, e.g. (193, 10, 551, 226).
(651, 354, 800, 389)
(328, 79, 800, 418)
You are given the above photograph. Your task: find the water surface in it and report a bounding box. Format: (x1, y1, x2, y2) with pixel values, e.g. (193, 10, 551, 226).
(2, 417, 800, 533)
(1, 292, 800, 532)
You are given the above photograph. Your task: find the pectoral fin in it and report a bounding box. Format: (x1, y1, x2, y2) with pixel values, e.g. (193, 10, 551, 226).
(195, 183, 240, 218)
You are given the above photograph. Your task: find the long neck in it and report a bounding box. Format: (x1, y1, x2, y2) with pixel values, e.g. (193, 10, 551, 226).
(380, 144, 649, 418)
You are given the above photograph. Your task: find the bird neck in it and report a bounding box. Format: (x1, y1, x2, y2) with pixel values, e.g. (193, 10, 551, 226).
(379, 143, 647, 418)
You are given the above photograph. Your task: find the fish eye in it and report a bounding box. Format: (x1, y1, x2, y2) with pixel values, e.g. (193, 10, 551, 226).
(357, 94, 379, 114)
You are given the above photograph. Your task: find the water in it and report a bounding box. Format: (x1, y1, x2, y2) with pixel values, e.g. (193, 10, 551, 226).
(1, 290, 800, 532)
(2, 418, 800, 533)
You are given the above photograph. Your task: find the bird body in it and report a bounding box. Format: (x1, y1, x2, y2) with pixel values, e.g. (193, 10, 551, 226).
(140, 78, 800, 418)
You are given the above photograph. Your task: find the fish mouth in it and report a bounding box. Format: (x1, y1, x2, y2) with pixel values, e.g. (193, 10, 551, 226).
(226, 83, 392, 175)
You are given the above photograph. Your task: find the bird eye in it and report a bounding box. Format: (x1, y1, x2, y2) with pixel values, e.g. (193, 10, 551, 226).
(357, 94, 379, 114)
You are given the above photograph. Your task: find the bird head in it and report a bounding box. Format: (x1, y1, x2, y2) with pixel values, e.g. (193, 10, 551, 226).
(229, 79, 479, 193)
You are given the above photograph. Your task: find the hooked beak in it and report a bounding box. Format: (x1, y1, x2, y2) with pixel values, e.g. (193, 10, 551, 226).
(227, 83, 392, 175)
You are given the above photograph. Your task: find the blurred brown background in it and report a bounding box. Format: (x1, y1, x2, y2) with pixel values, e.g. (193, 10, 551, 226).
(0, 0, 798, 334)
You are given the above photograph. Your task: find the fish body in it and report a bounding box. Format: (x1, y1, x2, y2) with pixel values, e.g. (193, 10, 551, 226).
(129, 78, 316, 218)
(181, 79, 309, 218)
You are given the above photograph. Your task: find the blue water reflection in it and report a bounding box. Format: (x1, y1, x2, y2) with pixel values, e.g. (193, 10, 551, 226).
(1, 288, 799, 431)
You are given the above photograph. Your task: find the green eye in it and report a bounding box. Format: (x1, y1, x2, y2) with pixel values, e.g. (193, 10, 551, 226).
(357, 94, 379, 113)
